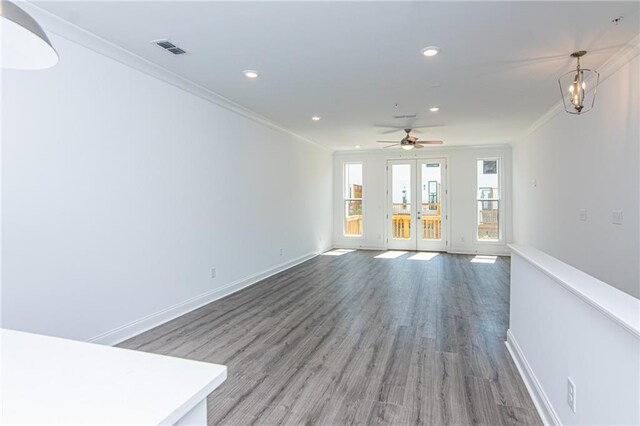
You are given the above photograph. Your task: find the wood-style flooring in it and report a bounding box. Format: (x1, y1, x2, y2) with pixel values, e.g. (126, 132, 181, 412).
(120, 250, 541, 425)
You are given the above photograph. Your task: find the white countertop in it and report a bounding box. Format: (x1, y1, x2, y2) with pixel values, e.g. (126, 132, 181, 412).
(509, 244, 640, 338)
(0, 329, 227, 425)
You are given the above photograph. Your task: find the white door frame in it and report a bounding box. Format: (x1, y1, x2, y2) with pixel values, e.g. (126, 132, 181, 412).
(385, 158, 448, 252)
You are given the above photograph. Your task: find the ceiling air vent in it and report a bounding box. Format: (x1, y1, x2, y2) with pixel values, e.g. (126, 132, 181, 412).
(152, 39, 187, 55)
(394, 113, 417, 119)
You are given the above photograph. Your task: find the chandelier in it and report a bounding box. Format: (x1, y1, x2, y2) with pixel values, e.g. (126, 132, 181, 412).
(558, 51, 599, 115)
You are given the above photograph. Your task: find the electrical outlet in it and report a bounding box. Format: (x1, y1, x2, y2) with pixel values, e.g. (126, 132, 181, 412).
(567, 377, 577, 413)
(531, 178, 537, 188)
(579, 209, 587, 221)
(210, 268, 216, 279)
(612, 210, 623, 225)
(279, 248, 283, 256)
(460, 236, 465, 242)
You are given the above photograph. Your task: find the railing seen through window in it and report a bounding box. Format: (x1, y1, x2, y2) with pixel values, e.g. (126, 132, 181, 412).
(391, 203, 441, 240)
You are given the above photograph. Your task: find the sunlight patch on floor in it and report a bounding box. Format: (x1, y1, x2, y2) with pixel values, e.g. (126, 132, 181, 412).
(471, 255, 497, 264)
(408, 252, 440, 261)
(374, 251, 408, 259)
(321, 249, 355, 256)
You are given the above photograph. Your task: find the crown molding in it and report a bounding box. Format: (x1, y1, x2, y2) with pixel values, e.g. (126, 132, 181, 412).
(515, 33, 640, 144)
(16, 1, 331, 153)
(17, 2, 638, 153)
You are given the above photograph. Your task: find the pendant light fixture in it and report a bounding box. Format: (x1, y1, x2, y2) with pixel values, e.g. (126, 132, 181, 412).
(0, 0, 58, 69)
(558, 51, 599, 115)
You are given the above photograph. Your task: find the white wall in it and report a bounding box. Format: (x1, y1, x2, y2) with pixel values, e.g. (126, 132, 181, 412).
(508, 245, 640, 426)
(332, 146, 512, 255)
(512, 54, 639, 298)
(1, 33, 332, 342)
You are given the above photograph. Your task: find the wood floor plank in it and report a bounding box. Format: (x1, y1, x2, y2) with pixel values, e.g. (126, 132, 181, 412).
(463, 376, 504, 425)
(120, 250, 541, 425)
(498, 404, 542, 426)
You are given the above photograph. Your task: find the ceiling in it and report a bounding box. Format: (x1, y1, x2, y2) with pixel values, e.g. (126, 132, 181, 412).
(35, 1, 639, 150)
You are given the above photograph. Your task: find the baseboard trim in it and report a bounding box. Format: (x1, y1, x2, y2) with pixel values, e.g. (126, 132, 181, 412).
(332, 244, 385, 251)
(88, 247, 331, 346)
(448, 246, 511, 256)
(505, 329, 561, 426)
(331, 244, 511, 256)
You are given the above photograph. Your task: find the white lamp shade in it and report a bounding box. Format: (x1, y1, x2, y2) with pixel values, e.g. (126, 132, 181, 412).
(1, 0, 58, 69)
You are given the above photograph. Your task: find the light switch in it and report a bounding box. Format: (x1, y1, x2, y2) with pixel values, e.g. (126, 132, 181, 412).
(612, 211, 623, 225)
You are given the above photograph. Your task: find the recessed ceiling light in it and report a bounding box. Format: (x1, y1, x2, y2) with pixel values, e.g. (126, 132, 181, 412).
(430, 107, 440, 112)
(243, 70, 259, 79)
(312, 116, 321, 121)
(355, 145, 361, 148)
(421, 46, 440, 57)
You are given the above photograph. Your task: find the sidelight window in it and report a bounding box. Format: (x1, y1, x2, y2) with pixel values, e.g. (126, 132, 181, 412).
(477, 159, 500, 241)
(344, 163, 363, 237)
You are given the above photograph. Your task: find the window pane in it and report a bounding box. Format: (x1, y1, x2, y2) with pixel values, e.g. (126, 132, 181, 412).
(344, 163, 363, 236)
(345, 163, 362, 199)
(392, 164, 411, 239)
(477, 160, 500, 199)
(344, 200, 362, 236)
(477, 159, 500, 241)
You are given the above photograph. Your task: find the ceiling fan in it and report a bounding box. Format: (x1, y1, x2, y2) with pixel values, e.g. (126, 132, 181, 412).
(377, 128, 443, 150)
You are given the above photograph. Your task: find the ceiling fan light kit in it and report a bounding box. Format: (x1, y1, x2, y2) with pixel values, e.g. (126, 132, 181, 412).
(377, 128, 443, 150)
(558, 50, 599, 115)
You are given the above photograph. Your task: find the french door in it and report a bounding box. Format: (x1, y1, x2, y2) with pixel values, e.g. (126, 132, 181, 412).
(387, 159, 447, 251)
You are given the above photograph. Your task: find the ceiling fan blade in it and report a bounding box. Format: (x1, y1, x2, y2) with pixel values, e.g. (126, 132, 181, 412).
(410, 124, 445, 129)
(383, 144, 400, 148)
(413, 144, 424, 149)
(374, 125, 421, 135)
(377, 141, 400, 143)
(420, 140, 444, 144)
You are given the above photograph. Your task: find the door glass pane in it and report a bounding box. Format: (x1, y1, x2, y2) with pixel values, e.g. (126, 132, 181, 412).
(421, 163, 441, 240)
(391, 164, 411, 239)
(477, 159, 500, 240)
